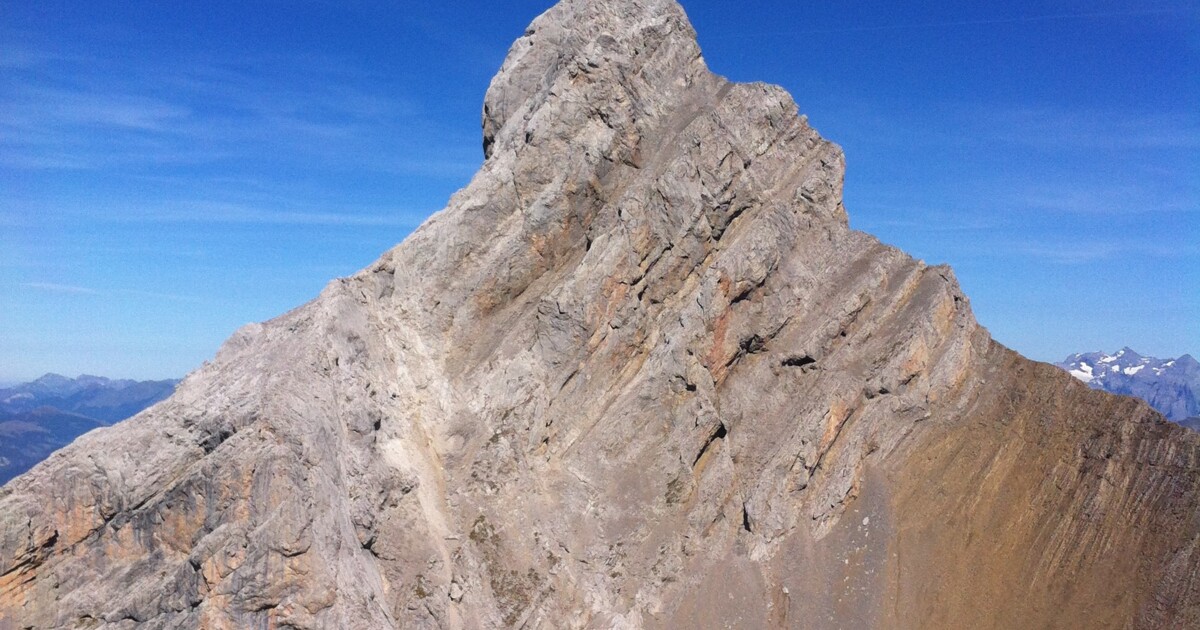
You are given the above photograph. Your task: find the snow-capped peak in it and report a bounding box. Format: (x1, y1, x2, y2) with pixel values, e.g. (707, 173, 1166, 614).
(1055, 348, 1200, 423)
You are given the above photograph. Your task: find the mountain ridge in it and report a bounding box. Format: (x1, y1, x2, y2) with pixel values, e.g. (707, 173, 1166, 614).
(1, 1, 1197, 628)
(0, 374, 179, 485)
(1057, 348, 1199, 422)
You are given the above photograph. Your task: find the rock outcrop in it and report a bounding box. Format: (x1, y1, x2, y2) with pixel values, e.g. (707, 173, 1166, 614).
(2, 1, 1198, 628)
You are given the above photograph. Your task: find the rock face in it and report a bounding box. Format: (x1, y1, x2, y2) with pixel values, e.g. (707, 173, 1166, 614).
(1059, 348, 1200, 423)
(2, 1, 1199, 628)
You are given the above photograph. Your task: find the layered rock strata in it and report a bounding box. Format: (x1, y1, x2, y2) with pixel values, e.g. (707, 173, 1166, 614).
(3, 1, 1198, 628)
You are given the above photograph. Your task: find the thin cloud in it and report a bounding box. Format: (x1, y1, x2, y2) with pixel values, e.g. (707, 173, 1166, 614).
(22, 282, 99, 295)
(987, 241, 1200, 265)
(0, 47, 446, 174)
(713, 8, 1197, 37)
(95, 201, 433, 227)
(0, 83, 191, 132)
(852, 205, 1003, 232)
(19, 282, 202, 303)
(986, 109, 1200, 152)
(116, 289, 203, 304)
(1002, 182, 1199, 216)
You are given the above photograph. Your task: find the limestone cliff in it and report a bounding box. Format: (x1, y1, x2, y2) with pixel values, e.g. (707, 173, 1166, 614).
(2, 1, 1198, 628)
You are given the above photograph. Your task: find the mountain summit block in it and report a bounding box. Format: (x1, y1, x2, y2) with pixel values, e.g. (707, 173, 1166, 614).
(2, 1, 1198, 628)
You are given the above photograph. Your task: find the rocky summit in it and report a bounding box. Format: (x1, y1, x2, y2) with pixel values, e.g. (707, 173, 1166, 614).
(2, 1, 1199, 628)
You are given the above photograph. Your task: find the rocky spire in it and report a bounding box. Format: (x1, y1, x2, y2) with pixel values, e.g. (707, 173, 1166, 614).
(2, 1, 1198, 628)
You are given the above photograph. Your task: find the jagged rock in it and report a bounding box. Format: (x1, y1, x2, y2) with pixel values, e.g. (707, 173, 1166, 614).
(2, 1, 1198, 628)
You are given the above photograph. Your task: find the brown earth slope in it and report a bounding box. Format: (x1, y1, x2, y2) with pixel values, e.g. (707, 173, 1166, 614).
(2, 1, 1197, 628)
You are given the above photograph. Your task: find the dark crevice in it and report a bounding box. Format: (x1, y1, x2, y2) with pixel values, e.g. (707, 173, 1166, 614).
(692, 422, 728, 468)
(724, 319, 791, 372)
(673, 374, 697, 392)
(724, 204, 749, 228)
(742, 504, 753, 533)
(864, 384, 893, 399)
(198, 424, 235, 455)
(362, 534, 379, 557)
(559, 367, 581, 393)
(638, 243, 674, 285)
(730, 284, 755, 305)
(740, 335, 766, 355)
(781, 355, 816, 368)
(731, 272, 771, 306)
(711, 204, 749, 241)
(1, 529, 59, 583)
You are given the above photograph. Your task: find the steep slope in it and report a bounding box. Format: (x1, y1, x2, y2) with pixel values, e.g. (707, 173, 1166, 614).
(1059, 348, 1200, 422)
(2, 1, 1198, 629)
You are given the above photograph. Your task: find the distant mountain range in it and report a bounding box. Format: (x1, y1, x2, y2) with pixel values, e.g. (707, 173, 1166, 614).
(0, 374, 178, 484)
(1058, 348, 1200, 429)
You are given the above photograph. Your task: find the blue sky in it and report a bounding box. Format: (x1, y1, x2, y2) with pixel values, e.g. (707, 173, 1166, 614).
(1, 0, 1197, 380)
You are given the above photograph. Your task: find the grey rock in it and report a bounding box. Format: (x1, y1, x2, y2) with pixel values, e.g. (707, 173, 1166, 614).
(2, 1, 1199, 629)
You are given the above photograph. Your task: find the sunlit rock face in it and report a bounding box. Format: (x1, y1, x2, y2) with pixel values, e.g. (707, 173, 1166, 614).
(2, 1, 1198, 628)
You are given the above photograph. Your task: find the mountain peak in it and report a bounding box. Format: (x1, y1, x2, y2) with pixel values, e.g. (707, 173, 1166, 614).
(3, 2, 1199, 628)
(482, 0, 700, 159)
(1058, 349, 1200, 421)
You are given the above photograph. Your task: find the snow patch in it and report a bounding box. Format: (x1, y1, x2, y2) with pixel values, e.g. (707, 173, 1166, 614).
(1100, 355, 1117, 364)
(1124, 365, 1145, 376)
(1069, 369, 1095, 383)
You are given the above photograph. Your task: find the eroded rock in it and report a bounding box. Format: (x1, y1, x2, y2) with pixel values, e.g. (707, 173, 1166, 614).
(2, 1, 1198, 628)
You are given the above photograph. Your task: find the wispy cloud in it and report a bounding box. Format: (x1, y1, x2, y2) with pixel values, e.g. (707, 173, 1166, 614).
(708, 8, 1199, 38)
(20, 282, 202, 303)
(22, 282, 99, 295)
(94, 201, 433, 227)
(116, 289, 203, 304)
(981, 240, 1200, 265)
(1002, 183, 1199, 216)
(853, 205, 1004, 232)
(983, 108, 1200, 151)
(0, 84, 192, 131)
(0, 46, 472, 175)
